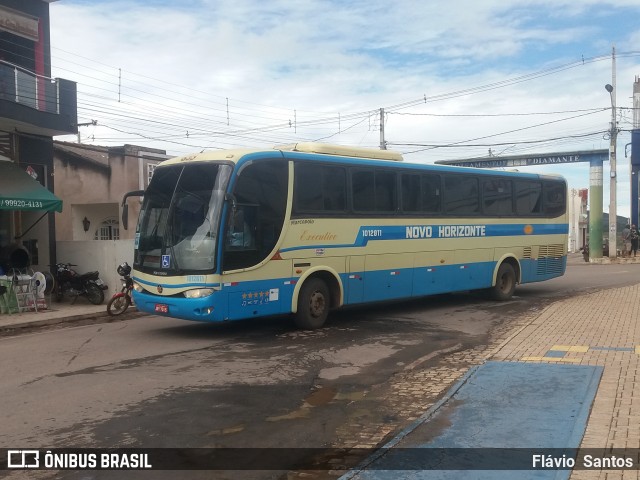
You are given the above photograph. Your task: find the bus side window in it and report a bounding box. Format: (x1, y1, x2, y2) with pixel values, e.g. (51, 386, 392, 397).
(483, 179, 513, 216)
(352, 170, 375, 212)
(515, 181, 542, 216)
(422, 174, 441, 214)
(226, 205, 257, 249)
(375, 171, 397, 212)
(543, 180, 565, 217)
(401, 174, 421, 212)
(443, 175, 479, 215)
(223, 159, 288, 271)
(293, 163, 346, 214)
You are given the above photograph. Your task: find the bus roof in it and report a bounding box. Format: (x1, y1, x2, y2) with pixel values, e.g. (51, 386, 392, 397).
(159, 142, 404, 167)
(276, 142, 403, 161)
(157, 144, 565, 183)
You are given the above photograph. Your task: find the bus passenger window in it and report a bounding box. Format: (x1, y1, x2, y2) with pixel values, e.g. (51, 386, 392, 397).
(294, 164, 323, 211)
(352, 171, 375, 212)
(515, 181, 542, 215)
(402, 174, 421, 212)
(483, 179, 513, 216)
(375, 171, 397, 212)
(323, 167, 346, 211)
(421, 175, 441, 213)
(293, 164, 346, 213)
(444, 176, 479, 215)
(544, 181, 566, 217)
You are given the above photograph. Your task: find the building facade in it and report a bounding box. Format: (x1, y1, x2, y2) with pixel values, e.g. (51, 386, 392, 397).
(0, 0, 77, 273)
(53, 142, 168, 242)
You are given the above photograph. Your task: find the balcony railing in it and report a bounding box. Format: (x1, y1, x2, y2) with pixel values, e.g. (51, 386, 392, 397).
(0, 60, 60, 114)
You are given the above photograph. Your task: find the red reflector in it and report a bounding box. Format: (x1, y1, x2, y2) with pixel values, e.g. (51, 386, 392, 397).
(271, 251, 283, 260)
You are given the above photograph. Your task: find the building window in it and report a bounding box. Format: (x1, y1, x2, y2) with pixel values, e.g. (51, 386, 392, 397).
(94, 218, 120, 240)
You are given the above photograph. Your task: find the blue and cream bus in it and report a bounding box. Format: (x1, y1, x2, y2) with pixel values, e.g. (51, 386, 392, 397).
(123, 143, 568, 329)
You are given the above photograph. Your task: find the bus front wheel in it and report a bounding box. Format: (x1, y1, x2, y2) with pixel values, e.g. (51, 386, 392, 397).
(295, 278, 330, 330)
(488, 263, 516, 301)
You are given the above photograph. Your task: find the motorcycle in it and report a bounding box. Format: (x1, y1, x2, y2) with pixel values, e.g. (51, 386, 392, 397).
(107, 262, 133, 316)
(52, 262, 108, 305)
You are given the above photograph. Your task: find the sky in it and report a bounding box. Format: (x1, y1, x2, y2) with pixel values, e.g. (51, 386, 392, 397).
(49, 0, 640, 217)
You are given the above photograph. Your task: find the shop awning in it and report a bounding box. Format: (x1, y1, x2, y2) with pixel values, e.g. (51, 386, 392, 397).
(0, 161, 62, 212)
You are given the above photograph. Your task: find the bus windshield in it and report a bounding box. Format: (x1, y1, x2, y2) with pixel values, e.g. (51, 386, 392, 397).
(134, 163, 232, 274)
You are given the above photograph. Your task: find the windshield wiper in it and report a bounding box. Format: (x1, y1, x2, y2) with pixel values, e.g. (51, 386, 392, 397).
(165, 220, 182, 274)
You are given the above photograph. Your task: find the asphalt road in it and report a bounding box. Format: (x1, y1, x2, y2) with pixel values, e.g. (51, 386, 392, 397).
(2, 256, 640, 479)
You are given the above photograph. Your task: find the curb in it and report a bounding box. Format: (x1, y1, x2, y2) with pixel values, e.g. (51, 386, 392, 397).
(0, 308, 146, 337)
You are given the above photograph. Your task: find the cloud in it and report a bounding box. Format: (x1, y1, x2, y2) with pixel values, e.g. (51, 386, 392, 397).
(50, 0, 640, 215)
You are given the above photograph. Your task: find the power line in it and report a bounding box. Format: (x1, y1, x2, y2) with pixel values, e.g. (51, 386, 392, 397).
(392, 131, 606, 149)
(9, 36, 629, 153)
(390, 109, 608, 154)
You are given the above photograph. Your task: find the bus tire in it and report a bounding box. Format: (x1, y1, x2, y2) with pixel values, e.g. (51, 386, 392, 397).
(295, 278, 330, 330)
(488, 263, 516, 301)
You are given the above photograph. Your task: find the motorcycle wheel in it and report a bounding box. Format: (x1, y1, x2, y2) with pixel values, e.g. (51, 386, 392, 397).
(86, 284, 105, 305)
(107, 295, 130, 316)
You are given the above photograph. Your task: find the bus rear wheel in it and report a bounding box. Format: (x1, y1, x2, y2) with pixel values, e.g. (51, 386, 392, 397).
(488, 263, 516, 301)
(295, 278, 330, 330)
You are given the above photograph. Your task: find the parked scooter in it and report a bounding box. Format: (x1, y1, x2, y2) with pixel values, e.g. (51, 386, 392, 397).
(107, 262, 133, 316)
(52, 262, 108, 305)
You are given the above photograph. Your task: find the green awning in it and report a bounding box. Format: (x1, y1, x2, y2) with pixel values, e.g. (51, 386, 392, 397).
(0, 161, 62, 212)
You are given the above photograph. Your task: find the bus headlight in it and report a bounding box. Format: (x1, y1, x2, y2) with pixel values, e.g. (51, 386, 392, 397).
(184, 288, 214, 299)
(133, 281, 144, 293)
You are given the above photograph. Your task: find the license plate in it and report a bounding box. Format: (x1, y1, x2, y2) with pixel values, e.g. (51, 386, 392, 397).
(155, 304, 169, 313)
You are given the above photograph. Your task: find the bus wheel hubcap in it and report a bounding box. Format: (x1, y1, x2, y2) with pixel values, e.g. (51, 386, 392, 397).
(310, 291, 325, 317)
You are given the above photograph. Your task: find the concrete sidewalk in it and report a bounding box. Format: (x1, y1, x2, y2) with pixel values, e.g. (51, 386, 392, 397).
(0, 297, 141, 335)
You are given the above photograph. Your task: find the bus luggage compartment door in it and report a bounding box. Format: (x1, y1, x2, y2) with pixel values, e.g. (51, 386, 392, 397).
(346, 256, 365, 304)
(363, 254, 414, 302)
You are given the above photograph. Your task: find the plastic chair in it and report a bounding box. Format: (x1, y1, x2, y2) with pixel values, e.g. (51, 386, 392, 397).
(0, 275, 20, 314)
(11, 269, 37, 313)
(0, 283, 12, 314)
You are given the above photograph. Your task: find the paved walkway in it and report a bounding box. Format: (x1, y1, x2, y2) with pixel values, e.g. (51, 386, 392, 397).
(341, 259, 640, 479)
(494, 282, 640, 479)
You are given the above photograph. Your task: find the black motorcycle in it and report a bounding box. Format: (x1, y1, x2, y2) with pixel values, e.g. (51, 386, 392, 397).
(52, 263, 108, 305)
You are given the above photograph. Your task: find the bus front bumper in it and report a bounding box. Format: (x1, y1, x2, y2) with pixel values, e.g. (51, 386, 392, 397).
(133, 289, 223, 322)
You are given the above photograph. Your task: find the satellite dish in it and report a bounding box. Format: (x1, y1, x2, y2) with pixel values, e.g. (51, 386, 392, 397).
(32, 271, 47, 298)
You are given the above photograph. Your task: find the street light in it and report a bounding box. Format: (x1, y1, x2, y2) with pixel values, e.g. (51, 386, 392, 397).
(606, 83, 617, 259)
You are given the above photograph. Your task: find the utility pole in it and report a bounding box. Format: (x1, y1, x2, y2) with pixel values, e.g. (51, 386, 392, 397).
(633, 77, 640, 227)
(379, 108, 386, 150)
(76, 119, 97, 143)
(607, 46, 617, 259)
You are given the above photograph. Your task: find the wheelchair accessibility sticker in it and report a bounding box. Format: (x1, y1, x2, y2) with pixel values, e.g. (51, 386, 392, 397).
(161, 255, 170, 268)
